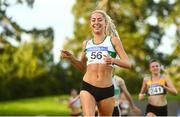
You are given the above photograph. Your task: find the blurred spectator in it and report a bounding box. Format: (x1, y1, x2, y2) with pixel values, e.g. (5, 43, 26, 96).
(68, 89, 82, 116)
(120, 92, 130, 116)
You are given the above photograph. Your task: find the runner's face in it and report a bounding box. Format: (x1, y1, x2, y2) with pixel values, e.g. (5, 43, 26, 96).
(150, 62, 160, 74)
(90, 12, 106, 35)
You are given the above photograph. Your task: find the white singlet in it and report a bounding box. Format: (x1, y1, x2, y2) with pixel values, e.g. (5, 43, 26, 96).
(85, 36, 117, 65)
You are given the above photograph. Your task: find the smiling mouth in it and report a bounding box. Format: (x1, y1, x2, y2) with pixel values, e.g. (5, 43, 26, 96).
(93, 26, 101, 31)
(94, 28, 100, 30)
(93, 24, 101, 29)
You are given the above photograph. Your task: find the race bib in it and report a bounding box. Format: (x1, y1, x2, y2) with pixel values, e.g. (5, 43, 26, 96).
(148, 85, 164, 95)
(86, 46, 108, 64)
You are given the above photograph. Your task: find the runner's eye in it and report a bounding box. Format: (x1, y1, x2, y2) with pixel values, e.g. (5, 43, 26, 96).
(91, 18, 95, 22)
(98, 18, 102, 22)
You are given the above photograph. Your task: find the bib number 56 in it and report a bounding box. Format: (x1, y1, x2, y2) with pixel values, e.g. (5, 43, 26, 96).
(91, 52, 102, 59)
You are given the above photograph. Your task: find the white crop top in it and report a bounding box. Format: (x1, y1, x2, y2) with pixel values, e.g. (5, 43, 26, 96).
(85, 36, 116, 65)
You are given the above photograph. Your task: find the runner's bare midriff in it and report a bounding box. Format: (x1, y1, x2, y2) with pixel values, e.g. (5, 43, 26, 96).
(83, 64, 113, 88)
(148, 95, 167, 106)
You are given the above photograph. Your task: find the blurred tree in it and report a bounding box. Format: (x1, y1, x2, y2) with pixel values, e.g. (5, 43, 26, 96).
(0, 0, 35, 41)
(165, 44, 180, 92)
(0, 0, 54, 79)
(12, 38, 53, 79)
(62, 0, 180, 93)
(0, 0, 67, 100)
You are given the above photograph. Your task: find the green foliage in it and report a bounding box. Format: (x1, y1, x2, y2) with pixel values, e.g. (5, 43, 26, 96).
(166, 64, 180, 92)
(0, 32, 56, 100)
(12, 39, 53, 79)
(0, 74, 67, 101)
(0, 0, 70, 100)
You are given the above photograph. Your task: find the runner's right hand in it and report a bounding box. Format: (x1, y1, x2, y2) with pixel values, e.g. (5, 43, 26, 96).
(138, 93, 145, 101)
(60, 50, 72, 59)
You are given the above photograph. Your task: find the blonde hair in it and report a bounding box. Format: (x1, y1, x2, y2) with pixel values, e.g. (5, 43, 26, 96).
(91, 10, 120, 39)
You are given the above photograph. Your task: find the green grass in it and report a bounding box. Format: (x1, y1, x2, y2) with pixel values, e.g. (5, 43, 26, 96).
(0, 95, 71, 116)
(132, 94, 180, 101)
(166, 94, 180, 100)
(0, 94, 179, 116)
